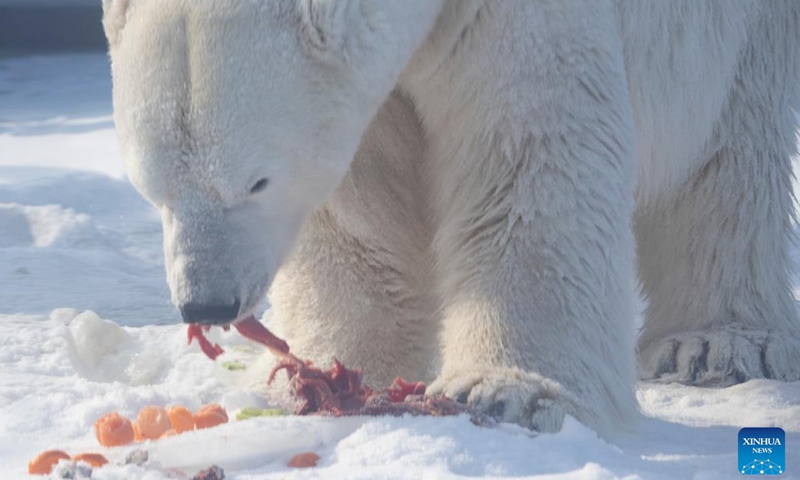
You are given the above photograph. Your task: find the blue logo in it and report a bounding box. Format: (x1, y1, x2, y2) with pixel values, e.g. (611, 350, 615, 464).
(739, 427, 785, 475)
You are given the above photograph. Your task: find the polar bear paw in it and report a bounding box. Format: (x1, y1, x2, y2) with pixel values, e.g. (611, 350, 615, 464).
(639, 327, 800, 385)
(428, 367, 568, 433)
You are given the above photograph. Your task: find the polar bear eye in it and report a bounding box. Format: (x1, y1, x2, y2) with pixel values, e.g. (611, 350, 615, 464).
(250, 178, 269, 195)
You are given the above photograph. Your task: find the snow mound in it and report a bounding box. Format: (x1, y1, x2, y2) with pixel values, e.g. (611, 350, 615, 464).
(0, 203, 120, 249)
(67, 310, 131, 374)
(0, 168, 172, 325)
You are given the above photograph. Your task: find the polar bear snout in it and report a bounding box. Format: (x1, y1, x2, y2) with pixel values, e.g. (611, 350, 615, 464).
(179, 299, 241, 325)
(167, 254, 252, 325)
(166, 248, 269, 327)
(161, 206, 273, 327)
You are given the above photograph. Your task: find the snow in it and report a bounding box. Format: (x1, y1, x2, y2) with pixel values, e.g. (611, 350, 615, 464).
(0, 55, 120, 177)
(1, 52, 798, 480)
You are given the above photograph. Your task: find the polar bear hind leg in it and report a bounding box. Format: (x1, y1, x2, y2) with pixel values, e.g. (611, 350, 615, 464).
(637, 3, 800, 385)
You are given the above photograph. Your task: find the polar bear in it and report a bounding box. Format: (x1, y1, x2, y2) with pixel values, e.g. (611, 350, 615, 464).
(102, 0, 800, 435)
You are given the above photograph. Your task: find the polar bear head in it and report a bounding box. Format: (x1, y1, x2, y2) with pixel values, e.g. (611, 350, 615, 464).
(103, 0, 441, 324)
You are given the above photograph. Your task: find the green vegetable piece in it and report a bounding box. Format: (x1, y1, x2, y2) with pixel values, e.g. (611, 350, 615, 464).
(221, 361, 246, 371)
(236, 407, 289, 420)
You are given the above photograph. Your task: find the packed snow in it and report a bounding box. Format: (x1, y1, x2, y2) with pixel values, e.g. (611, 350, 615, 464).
(1, 52, 798, 480)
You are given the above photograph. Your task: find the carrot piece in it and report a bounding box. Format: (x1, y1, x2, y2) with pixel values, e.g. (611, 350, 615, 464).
(194, 403, 228, 429)
(287, 452, 320, 468)
(167, 405, 195, 433)
(94, 412, 135, 447)
(135, 405, 171, 440)
(72, 453, 108, 468)
(28, 450, 70, 475)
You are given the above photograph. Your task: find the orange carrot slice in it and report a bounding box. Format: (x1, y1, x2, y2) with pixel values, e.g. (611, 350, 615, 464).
(194, 403, 228, 429)
(28, 450, 70, 475)
(94, 412, 135, 447)
(72, 453, 108, 468)
(135, 405, 171, 440)
(167, 405, 195, 433)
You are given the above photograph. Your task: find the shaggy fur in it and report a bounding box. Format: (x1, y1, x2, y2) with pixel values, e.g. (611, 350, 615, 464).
(103, 0, 800, 436)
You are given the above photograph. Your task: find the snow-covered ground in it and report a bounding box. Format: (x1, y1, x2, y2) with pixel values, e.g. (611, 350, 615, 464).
(1, 53, 798, 480)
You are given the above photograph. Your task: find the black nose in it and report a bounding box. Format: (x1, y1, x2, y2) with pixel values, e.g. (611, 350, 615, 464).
(180, 299, 241, 325)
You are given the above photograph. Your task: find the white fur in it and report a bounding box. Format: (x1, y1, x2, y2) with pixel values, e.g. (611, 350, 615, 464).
(103, 0, 800, 436)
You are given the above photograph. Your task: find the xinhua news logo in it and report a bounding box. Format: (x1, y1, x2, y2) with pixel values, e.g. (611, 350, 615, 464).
(739, 427, 786, 475)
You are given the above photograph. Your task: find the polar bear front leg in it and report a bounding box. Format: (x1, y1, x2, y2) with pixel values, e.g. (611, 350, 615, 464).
(406, 1, 639, 434)
(427, 129, 639, 435)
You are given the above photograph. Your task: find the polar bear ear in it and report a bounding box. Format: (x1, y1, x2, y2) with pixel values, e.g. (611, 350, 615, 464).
(298, 0, 355, 62)
(102, 0, 131, 48)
